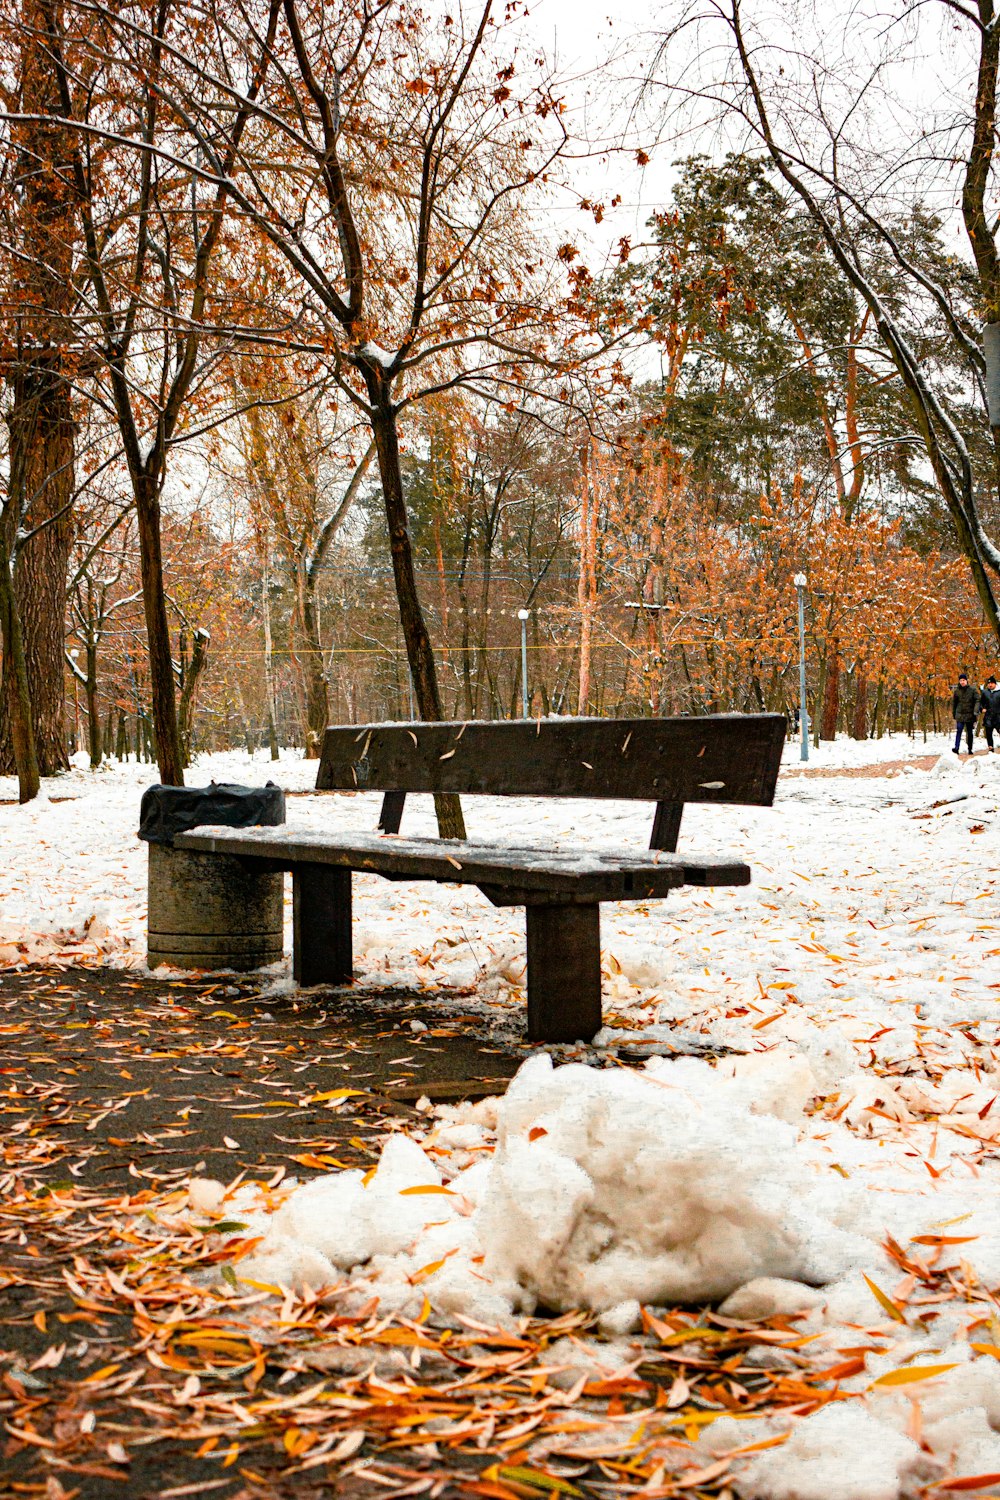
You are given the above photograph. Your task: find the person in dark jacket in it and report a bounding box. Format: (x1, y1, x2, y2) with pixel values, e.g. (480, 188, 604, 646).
(952, 672, 979, 753)
(981, 675, 1000, 752)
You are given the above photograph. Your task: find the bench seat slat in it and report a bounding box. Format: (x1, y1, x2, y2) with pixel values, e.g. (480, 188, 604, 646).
(176, 826, 750, 900)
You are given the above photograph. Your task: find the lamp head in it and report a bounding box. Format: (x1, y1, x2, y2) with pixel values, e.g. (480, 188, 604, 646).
(793, 572, 807, 589)
(517, 608, 530, 621)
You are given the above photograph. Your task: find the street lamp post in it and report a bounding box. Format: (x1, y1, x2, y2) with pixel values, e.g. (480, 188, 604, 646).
(794, 573, 808, 762)
(517, 609, 530, 718)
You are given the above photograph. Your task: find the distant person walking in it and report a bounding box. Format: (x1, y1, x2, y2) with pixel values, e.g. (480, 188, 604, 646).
(952, 671, 979, 755)
(981, 675, 1000, 753)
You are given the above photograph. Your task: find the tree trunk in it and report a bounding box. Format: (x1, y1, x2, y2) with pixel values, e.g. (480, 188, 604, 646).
(298, 583, 328, 759)
(177, 627, 209, 766)
(0, 546, 40, 802)
(457, 515, 476, 717)
(0, 365, 75, 775)
(821, 638, 840, 740)
(852, 672, 868, 740)
(369, 390, 465, 839)
(434, 516, 450, 664)
(134, 474, 184, 785)
(459, 589, 476, 718)
(261, 547, 280, 761)
(85, 639, 102, 767)
(647, 615, 660, 716)
(577, 444, 597, 714)
(0, 5, 79, 777)
(476, 512, 495, 723)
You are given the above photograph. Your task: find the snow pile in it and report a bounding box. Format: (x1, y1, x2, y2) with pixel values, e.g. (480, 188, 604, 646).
(736, 1403, 937, 1500)
(700, 1351, 1000, 1499)
(201, 1053, 870, 1322)
(187, 1046, 1000, 1498)
(473, 1053, 867, 1310)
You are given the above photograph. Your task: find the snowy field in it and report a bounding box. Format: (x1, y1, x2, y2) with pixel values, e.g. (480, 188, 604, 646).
(4, 731, 1000, 1496)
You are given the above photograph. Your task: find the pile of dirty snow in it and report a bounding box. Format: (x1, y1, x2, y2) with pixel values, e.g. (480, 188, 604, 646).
(186, 1053, 1000, 1498)
(194, 1053, 874, 1321)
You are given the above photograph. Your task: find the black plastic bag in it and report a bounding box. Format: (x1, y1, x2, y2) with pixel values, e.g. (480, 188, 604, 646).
(138, 782, 286, 846)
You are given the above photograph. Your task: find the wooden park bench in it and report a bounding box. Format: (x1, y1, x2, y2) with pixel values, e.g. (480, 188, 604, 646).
(176, 715, 785, 1043)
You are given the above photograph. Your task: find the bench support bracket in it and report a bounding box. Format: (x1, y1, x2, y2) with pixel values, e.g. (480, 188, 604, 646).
(650, 800, 682, 851)
(293, 867, 353, 987)
(525, 902, 602, 1044)
(379, 790, 406, 834)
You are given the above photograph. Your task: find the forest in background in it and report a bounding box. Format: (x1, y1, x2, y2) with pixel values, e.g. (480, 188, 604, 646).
(3, 1, 1000, 803)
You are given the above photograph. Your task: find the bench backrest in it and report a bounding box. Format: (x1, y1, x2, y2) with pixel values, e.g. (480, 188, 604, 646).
(316, 715, 786, 851)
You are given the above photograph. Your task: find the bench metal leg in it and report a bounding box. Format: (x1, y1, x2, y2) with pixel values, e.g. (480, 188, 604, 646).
(293, 866, 353, 987)
(525, 903, 602, 1043)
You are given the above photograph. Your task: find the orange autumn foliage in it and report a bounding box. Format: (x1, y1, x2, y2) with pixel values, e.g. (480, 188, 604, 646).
(601, 443, 990, 724)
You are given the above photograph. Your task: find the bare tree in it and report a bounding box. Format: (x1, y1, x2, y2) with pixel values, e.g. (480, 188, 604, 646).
(665, 0, 1000, 643)
(66, 504, 138, 768)
(3, 0, 280, 784)
(225, 363, 375, 756)
(0, 474, 40, 801)
(121, 0, 610, 832)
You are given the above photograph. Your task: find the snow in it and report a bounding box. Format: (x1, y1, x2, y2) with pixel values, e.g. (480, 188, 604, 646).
(186, 1038, 1000, 1496)
(357, 340, 397, 370)
(6, 733, 1000, 1496)
(737, 1404, 935, 1500)
(718, 1276, 825, 1319)
(778, 729, 940, 771)
(3, 738, 997, 1028)
(197, 1042, 995, 1321)
(714, 1356, 1000, 1497)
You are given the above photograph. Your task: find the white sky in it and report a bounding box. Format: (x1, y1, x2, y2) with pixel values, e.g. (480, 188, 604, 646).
(515, 0, 679, 268)
(515, 0, 984, 272)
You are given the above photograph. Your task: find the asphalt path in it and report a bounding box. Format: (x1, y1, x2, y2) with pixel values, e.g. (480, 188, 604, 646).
(0, 968, 522, 1499)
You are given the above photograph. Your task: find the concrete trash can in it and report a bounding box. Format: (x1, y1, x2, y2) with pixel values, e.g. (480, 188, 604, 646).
(139, 783, 286, 972)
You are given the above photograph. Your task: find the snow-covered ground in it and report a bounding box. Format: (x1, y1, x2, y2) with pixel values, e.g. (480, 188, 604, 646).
(1, 737, 996, 1049)
(4, 733, 1000, 1497)
(778, 727, 944, 771)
